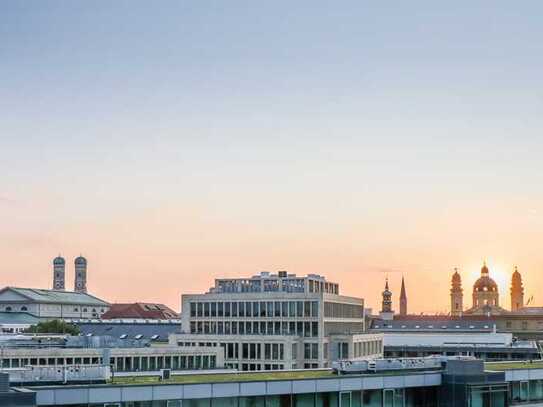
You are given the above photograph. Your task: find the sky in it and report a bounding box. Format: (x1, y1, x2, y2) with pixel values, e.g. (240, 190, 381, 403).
(1, 1, 543, 313)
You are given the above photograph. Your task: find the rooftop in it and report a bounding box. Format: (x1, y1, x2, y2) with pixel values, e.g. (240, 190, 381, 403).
(111, 370, 336, 385)
(0, 287, 109, 306)
(485, 361, 543, 371)
(102, 303, 179, 320)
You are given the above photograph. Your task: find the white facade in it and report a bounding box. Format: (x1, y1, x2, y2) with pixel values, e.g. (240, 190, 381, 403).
(0, 287, 109, 319)
(177, 272, 383, 371)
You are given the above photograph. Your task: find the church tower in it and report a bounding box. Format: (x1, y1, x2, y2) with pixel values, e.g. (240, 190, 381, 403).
(511, 266, 524, 312)
(380, 279, 394, 320)
(74, 255, 87, 293)
(450, 268, 463, 317)
(52, 255, 65, 290)
(399, 277, 407, 316)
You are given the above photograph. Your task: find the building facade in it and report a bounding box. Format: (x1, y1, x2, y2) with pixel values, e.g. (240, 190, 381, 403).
(176, 271, 382, 370)
(0, 287, 109, 319)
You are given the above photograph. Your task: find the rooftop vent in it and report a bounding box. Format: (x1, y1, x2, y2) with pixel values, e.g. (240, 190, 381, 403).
(119, 334, 127, 339)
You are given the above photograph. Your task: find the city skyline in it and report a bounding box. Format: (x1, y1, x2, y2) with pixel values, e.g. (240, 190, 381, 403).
(2, 2, 543, 314)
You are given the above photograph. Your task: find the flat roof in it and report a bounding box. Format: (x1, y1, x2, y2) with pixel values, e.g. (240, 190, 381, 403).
(111, 370, 336, 385)
(485, 361, 543, 371)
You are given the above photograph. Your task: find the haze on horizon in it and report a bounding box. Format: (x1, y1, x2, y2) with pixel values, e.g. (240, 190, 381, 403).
(1, 1, 543, 313)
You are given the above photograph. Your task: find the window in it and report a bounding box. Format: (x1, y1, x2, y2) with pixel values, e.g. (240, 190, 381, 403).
(204, 302, 210, 317)
(20, 306, 28, 311)
(211, 302, 217, 317)
(218, 302, 223, 317)
(304, 301, 311, 317)
(253, 301, 259, 317)
(282, 302, 288, 317)
(297, 301, 303, 317)
(289, 302, 296, 317)
(190, 303, 197, 317)
(239, 302, 245, 317)
(274, 302, 281, 317)
(232, 302, 238, 317)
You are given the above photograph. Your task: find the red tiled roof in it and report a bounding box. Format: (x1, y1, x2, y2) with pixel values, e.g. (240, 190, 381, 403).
(101, 303, 179, 319)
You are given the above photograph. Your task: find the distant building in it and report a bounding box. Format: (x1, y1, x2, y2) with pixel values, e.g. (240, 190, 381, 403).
(0, 287, 109, 319)
(399, 277, 407, 316)
(0, 311, 41, 333)
(101, 303, 179, 320)
(74, 256, 88, 293)
(175, 271, 382, 371)
(379, 279, 394, 321)
(450, 269, 463, 317)
(52, 256, 65, 291)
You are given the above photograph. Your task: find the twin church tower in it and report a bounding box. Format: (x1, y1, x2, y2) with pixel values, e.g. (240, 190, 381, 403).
(52, 255, 88, 293)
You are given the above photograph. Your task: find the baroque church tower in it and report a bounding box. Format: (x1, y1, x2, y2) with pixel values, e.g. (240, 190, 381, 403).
(450, 268, 463, 317)
(511, 266, 524, 312)
(380, 279, 394, 320)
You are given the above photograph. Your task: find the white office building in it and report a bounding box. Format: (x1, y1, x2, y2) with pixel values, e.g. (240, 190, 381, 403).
(173, 271, 383, 371)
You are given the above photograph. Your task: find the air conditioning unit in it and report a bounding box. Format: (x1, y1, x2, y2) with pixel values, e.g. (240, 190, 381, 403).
(160, 369, 171, 381)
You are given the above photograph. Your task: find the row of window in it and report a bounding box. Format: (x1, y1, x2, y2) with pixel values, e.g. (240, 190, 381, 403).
(128, 388, 438, 407)
(190, 301, 319, 319)
(323, 302, 364, 319)
(0, 354, 216, 371)
(189, 320, 319, 337)
(178, 341, 286, 361)
(1, 305, 105, 313)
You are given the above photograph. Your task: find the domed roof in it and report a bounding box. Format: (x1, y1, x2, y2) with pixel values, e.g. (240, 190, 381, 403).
(473, 263, 498, 292)
(452, 269, 461, 282)
(53, 256, 65, 265)
(75, 256, 87, 265)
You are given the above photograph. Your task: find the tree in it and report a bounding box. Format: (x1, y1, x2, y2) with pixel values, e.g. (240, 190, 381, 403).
(25, 319, 80, 335)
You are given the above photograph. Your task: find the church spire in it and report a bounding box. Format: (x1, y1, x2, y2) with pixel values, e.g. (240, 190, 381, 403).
(400, 276, 407, 316)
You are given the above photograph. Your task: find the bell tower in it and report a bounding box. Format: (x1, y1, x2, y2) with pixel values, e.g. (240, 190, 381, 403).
(450, 268, 463, 317)
(511, 266, 524, 312)
(380, 278, 394, 320)
(52, 255, 65, 290)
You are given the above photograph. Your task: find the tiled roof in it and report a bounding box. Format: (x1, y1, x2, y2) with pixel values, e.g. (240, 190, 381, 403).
(102, 303, 179, 319)
(1, 287, 109, 306)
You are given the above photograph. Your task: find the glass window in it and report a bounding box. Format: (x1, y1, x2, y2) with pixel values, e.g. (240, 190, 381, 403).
(282, 302, 288, 317)
(274, 302, 281, 317)
(211, 302, 217, 317)
(304, 301, 311, 317)
(253, 301, 259, 317)
(204, 302, 210, 317)
(260, 301, 267, 317)
(246, 301, 252, 317)
(197, 302, 203, 317)
(289, 302, 296, 317)
(267, 302, 274, 317)
(218, 302, 224, 317)
(312, 322, 318, 337)
(224, 302, 231, 317)
(311, 302, 318, 317)
(240, 396, 265, 407)
(297, 301, 303, 317)
(190, 302, 196, 317)
(304, 343, 311, 359)
(304, 322, 311, 337)
(239, 302, 245, 317)
(232, 302, 238, 317)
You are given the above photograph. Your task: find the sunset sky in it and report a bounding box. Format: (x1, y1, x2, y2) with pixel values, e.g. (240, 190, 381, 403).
(2, 2, 543, 313)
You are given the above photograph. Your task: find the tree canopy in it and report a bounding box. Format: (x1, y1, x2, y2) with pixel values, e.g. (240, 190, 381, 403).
(25, 319, 80, 335)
